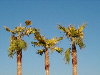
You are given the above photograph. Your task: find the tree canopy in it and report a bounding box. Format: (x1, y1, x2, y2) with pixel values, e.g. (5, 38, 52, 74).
(4, 20, 38, 57)
(58, 24, 86, 63)
(31, 30, 63, 55)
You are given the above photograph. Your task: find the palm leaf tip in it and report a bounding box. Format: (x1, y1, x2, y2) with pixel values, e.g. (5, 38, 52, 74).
(78, 24, 87, 32)
(37, 49, 45, 55)
(58, 25, 66, 32)
(56, 48, 63, 53)
(51, 47, 63, 53)
(82, 24, 87, 28)
(57, 37, 63, 41)
(4, 26, 11, 32)
(65, 48, 71, 64)
(55, 47, 63, 53)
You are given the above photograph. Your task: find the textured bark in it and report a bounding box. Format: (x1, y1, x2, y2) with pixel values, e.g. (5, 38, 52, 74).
(72, 43, 77, 75)
(17, 51, 22, 75)
(45, 49, 50, 75)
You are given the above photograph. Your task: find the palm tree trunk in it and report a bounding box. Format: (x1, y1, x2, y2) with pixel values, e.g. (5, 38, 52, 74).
(17, 51, 22, 75)
(45, 49, 50, 75)
(72, 43, 77, 75)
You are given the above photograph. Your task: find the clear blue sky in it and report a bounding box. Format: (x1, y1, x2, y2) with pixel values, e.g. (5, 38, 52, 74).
(0, 0, 100, 75)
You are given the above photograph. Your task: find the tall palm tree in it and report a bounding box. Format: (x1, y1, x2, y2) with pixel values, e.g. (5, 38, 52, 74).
(58, 24, 86, 75)
(4, 20, 38, 75)
(31, 31, 63, 75)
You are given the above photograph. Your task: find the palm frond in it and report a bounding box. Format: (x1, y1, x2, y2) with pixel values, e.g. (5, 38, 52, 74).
(76, 38, 85, 49)
(67, 25, 78, 38)
(24, 27, 38, 35)
(37, 49, 45, 55)
(31, 41, 44, 47)
(58, 25, 68, 33)
(78, 24, 86, 32)
(8, 36, 27, 57)
(32, 30, 63, 54)
(13, 26, 25, 33)
(8, 50, 16, 58)
(65, 48, 71, 64)
(34, 31, 46, 43)
(56, 37, 63, 41)
(51, 47, 63, 53)
(4, 26, 13, 33)
(18, 40, 27, 50)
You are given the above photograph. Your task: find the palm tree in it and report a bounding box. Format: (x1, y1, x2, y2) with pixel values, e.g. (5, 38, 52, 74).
(58, 24, 86, 75)
(31, 31, 63, 75)
(4, 20, 38, 75)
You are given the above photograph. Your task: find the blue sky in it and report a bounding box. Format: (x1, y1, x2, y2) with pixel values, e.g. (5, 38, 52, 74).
(0, 0, 100, 75)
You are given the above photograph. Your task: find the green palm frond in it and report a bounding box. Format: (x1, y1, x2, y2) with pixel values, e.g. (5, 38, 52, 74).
(67, 25, 79, 38)
(51, 47, 63, 53)
(45, 38, 57, 48)
(8, 49, 16, 58)
(78, 24, 86, 32)
(32, 30, 63, 54)
(58, 25, 68, 33)
(4, 20, 39, 57)
(4, 26, 15, 34)
(4, 26, 11, 32)
(76, 38, 85, 49)
(58, 24, 86, 49)
(18, 40, 27, 50)
(58, 24, 86, 39)
(37, 49, 45, 55)
(65, 48, 71, 64)
(56, 37, 63, 41)
(46, 37, 63, 48)
(34, 31, 46, 42)
(31, 41, 44, 47)
(13, 26, 25, 33)
(8, 36, 27, 57)
(24, 27, 38, 35)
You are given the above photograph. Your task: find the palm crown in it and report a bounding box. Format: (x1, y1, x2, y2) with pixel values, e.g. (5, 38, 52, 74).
(58, 24, 86, 63)
(58, 24, 86, 49)
(4, 20, 38, 57)
(31, 31, 63, 55)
